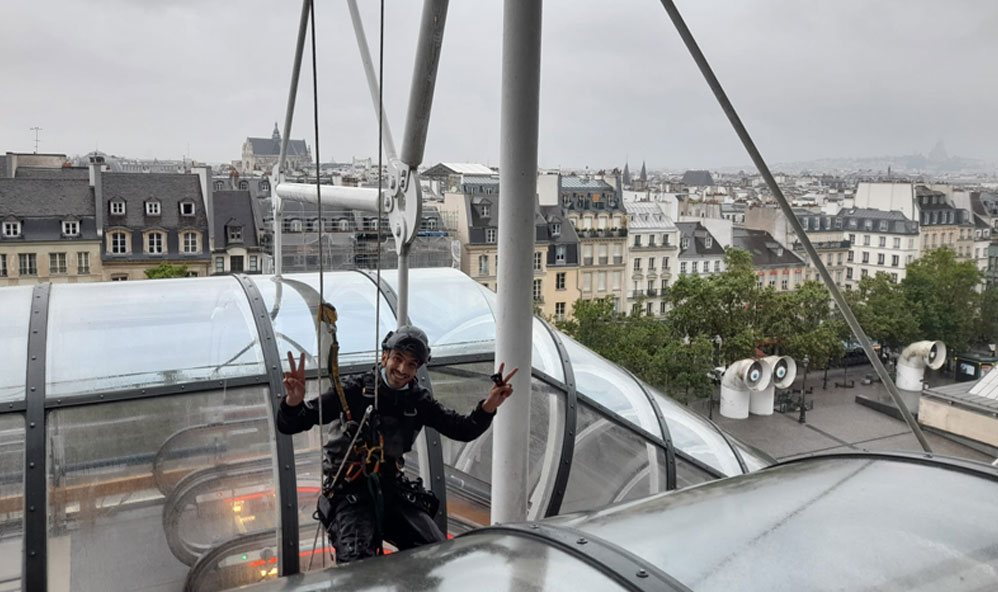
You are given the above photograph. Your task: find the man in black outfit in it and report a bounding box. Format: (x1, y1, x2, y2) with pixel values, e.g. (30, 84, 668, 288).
(277, 325, 516, 563)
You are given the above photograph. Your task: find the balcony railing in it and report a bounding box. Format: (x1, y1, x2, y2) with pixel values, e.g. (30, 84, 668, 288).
(646, 289, 658, 297)
(613, 256, 623, 264)
(631, 290, 644, 298)
(598, 256, 608, 265)
(583, 257, 593, 265)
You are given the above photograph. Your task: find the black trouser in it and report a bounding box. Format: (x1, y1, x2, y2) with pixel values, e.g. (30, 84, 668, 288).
(327, 479, 444, 563)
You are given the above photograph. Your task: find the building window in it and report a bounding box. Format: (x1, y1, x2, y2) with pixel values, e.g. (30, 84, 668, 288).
(714, 260, 721, 272)
(878, 236, 886, 248)
(861, 269, 869, 278)
(532, 279, 542, 302)
(634, 235, 642, 247)
(249, 256, 259, 272)
(634, 258, 641, 271)
(705, 236, 713, 248)
(215, 257, 225, 273)
(481, 204, 491, 217)
(891, 273, 898, 283)
(863, 235, 870, 246)
(663, 256, 670, 269)
(692, 261, 699, 273)
(228, 226, 243, 243)
(110, 274, 128, 281)
(582, 272, 592, 292)
(846, 267, 853, 279)
(660, 301, 667, 315)
(597, 271, 607, 291)
(680, 262, 687, 274)
(110, 231, 128, 254)
(147, 232, 165, 254)
(180, 202, 195, 216)
(239, 180, 249, 190)
(62, 220, 80, 236)
(847, 251, 854, 263)
(890, 254, 899, 267)
(2, 221, 21, 237)
(551, 223, 561, 237)
(110, 201, 125, 215)
(861, 252, 870, 264)
(556, 272, 566, 290)
(260, 181, 270, 192)
(781, 278, 788, 290)
(49, 253, 67, 274)
(681, 237, 689, 250)
(0, 255, 5, 276)
(214, 181, 225, 191)
(77, 252, 90, 275)
(648, 258, 656, 271)
(555, 245, 566, 264)
(478, 255, 489, 276)
(19, 253, 37, 276)
(877, 253, 885, 265)
(485, 228, 497, 243)
(145, 201, 161, 216)
(533, 252, 543, 271)
(555, 302, 565, 319)
(183, 232, 199, 253)
(848, 233, 856, 244)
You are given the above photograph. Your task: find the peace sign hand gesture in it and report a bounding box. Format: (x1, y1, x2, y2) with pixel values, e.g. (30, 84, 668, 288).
(483, 363, 518, 414)
(283, 352, 307, 406)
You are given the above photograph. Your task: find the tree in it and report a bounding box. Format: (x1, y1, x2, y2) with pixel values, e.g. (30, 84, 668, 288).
(144, 263, 190, 279)
(976, 286, 998, 349)
(846, 273, 920, 351)
(901, 248, 982, 352)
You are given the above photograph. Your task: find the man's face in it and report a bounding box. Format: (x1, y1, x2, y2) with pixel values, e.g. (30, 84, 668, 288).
(381, 349, 421, 389)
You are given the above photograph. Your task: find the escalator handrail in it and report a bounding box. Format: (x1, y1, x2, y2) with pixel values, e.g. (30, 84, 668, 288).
(183, 530, 277, 592)
(152, 414, 270, 495)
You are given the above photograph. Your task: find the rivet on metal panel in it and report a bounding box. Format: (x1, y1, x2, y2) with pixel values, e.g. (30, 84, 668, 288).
(29, 551, 35, 557)
(56, 399, 61, 405)
(285, 464, 290, 470)
(30, 387, 35, 392)
(99, 394, 104, 399)
(31, 355, 36, 361)
(28, 423, 34, 429)
(576, 538, 587, 545)
(28, 462, 34, 468)
(29, 506, 35, 512)
(636, 570, 648, 579)
(32, 330, 37, 334)
(529, 524, 539, 529)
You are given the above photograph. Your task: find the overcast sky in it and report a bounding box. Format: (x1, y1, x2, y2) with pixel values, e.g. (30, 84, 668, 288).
(3, 0, 997, 171)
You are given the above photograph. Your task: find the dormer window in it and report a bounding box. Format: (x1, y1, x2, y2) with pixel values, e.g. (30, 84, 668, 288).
(681, 237, 690, 250)
(2, 220, 21, 238)
(180, 202, 195, 216)
(485, 228, 497, 243)
(62, 220, 80, 237)
(213, 181, 225, 191)
(481, 204, 491, 217)
(239, 180, 249, 190)
(562, 195, 571, 208)
(227, 225, 243, 242)
(705, 236, 713, 249)
(110, 201, 126, 216)
(260, 180, 271, 192)
(551, 223, 561, 237)
(145, 201, 161, 216)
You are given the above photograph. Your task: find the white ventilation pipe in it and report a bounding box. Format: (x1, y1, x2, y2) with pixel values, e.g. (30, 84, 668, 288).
(720, 359, 772, 419)
(896, 340, 946, 391)
(750, 356, 797, 416)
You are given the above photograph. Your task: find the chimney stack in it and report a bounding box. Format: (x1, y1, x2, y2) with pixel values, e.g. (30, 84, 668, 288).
(89, 156, 105, 238)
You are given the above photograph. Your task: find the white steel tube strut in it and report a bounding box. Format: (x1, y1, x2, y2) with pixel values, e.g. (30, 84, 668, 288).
(492, 0, 542, 524)
(275, 182, 381, 212)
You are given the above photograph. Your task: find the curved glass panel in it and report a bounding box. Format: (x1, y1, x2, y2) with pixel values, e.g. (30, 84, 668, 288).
(231, 532, 628, 592)
(47, 386, 276, 592)
(45, 278, 264, 398)
(0, 286, 31, 403)
(728, 435, 776, 472)
(475, 287, 565, 382)
(427, 363, 566, 530)
(556, 457, 998, 592)
(557, 333, 661, 436)
(384, 269, 496, 358)
(254, 272, 395, 371)
(0, 415, 24, 589)
(641, 380, 742, 476)
(561, 403, 667, 514)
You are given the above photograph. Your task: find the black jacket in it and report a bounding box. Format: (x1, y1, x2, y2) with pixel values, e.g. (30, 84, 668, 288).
(277, 367, 494, 483)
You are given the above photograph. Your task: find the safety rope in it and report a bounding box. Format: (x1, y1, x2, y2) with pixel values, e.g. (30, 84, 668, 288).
(373, 0, 386, 413)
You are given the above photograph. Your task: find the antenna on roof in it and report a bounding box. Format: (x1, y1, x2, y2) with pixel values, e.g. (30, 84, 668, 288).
(29, 127, 42, 153)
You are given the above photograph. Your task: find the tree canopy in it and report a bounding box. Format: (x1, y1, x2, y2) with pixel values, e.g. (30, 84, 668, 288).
(144, 263, 191, 279)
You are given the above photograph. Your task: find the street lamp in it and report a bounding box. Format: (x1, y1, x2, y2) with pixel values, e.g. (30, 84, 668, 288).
(798, 356, 810, 423)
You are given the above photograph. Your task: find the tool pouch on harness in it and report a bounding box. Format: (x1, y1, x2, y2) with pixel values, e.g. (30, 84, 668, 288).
(396, 474, 439, 518)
